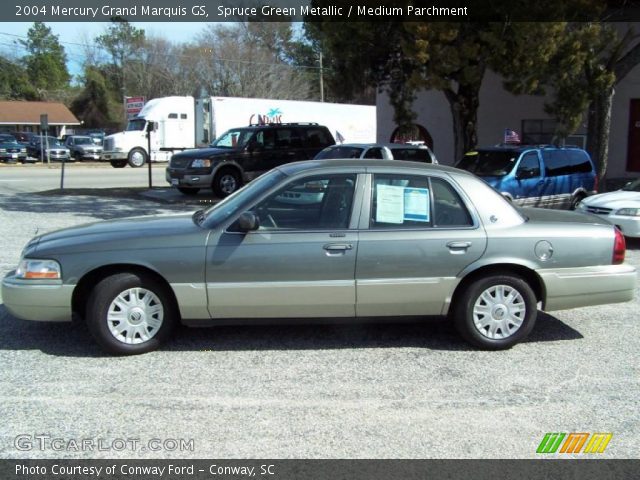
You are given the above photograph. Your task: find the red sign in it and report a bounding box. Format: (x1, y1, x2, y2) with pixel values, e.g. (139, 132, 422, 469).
(126, 96, 145, 119)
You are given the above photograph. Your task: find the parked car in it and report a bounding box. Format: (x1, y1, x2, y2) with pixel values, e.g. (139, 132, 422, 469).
(456, 145, 597, 209)
(27, 136, 72, 162)
(577, 178, 640, 238)
(315, 143, 438, 164)
(0, 134, 28, 163)
(3, 160, 636, 355)
(166, 123, 335, 197)
(64, 135, 103, 161)
(12, 131, 35, 146)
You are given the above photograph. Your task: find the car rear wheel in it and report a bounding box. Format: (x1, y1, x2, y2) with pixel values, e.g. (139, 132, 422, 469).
(570, 193, 585, 210)
(212, 169, 241, 198)
(177, 187, 200, 195)
(128, 148, 147, 168)
(453, 274, 537, 350)
(110, 160, 127, 168)
(86, 272, 178, 355)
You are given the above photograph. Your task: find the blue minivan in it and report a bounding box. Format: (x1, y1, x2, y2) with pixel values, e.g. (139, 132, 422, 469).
(456, 145, 597, 209)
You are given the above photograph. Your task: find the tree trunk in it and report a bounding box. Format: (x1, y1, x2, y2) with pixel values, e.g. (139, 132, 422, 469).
(445, 81, 481, 163)
(586, 86, 614, 189)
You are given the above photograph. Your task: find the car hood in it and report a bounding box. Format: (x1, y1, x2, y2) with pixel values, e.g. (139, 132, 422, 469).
(519, 207, 611, 226)
(173, 147, 241, 159)
(27, 212, 204, 256)
(582, 190, 640, 208)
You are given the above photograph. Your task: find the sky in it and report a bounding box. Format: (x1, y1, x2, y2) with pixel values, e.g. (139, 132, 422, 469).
(0, 22, 212, 77)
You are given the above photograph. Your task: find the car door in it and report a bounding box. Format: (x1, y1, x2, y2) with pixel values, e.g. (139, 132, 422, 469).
(356, 172, 487, 317)
(205, 170, 364, 318)
(512, 151, 548, 207)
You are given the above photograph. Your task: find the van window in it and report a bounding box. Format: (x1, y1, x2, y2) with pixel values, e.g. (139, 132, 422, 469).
(180, 113, 187, 119)
(275, 128, 303, 148)
(391, 148, 433, 162)
(543, 150, 593, 176)
(168, 113, 178, 119)
(516, 152, 541, 177)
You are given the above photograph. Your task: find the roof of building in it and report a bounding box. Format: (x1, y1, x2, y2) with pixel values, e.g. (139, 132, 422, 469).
(0, 101, 80, 125)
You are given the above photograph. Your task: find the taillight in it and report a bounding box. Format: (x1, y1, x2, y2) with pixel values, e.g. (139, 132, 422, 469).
(613, 227, 626, 264)
(593, 175, 599, 193)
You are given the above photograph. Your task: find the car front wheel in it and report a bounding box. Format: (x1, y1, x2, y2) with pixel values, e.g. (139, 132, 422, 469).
(212, 169, 241, 198)
(453, 274, 537, 350)
(86, 272, 178, 355)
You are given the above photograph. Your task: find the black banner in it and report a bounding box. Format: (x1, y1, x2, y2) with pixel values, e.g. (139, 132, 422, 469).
(1, 459, 639, 480)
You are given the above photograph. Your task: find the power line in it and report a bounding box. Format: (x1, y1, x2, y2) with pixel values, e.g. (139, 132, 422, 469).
(0, 30, 324, 71)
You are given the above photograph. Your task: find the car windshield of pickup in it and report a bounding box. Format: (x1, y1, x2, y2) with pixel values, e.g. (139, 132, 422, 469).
(211, 129, 254, 149)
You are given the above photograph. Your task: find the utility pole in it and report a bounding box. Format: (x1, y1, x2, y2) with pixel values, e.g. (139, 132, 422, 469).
(319, 52, 324, 103)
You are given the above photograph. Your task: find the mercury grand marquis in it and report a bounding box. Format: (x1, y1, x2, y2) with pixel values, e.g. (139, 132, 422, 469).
(2, 160, 637, 355)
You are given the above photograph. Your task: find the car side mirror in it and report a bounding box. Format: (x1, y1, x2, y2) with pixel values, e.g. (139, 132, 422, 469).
(237, 212, 259, 232)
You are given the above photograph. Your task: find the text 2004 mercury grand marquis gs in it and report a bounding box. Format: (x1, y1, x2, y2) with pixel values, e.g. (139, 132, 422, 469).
(2, 160, 637, 355)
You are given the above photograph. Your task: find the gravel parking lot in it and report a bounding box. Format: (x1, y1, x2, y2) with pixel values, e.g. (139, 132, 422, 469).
(0, 168, 638, 459)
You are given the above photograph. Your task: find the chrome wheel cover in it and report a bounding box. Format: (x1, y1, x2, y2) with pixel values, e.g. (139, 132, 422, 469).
(107, 288, 164, 344)
(472, 284, 526, 339)
(130, 151, 145, 167)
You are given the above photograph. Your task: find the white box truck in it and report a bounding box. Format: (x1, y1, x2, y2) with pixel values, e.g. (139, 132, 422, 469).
(102, 96, 376, 168)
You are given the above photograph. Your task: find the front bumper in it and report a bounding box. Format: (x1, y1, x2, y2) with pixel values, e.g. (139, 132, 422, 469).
(166, 168, 214, 188)
(2, 272, 74, 322)
(539, 264, 637, 311)
(102, 151, 127, 161)
(79, 152, 102, 160)
(0, 153, 27, 163)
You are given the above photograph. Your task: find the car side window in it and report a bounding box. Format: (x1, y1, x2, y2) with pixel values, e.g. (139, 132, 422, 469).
(238, 174, 357, 231)
(516, 152, 541, 178)
(371, 175, 472, 229)
(543, 150, 592, 176)
(304, 128, 332, 148)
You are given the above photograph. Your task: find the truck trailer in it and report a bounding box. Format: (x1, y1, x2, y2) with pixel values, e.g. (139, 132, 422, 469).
(102, 96, 376, 168)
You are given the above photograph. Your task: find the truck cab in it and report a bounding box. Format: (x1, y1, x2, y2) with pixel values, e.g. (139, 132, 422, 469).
(102, 96, 196, 168)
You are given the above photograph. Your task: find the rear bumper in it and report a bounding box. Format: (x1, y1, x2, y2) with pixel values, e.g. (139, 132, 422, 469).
(539, 264, 637, 311)
(2, 272, 74, 322)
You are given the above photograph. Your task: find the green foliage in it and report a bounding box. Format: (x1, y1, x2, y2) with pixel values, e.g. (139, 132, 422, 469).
(70, 67, 120, 129)
(19, 22, 70, 95)
(0, 56, 38, 100)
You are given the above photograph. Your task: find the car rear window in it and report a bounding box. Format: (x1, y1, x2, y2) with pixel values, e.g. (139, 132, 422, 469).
(390, 148, 433, 163)
(456, 150, 518, 177)
(315, 146, 365, 159)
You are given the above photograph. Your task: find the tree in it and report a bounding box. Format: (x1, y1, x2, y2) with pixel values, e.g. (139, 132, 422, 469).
(19, 22, 70, 96)
(70, 67, 120, 129)
(0, 55, 38, 100)
(96, 18, 146, 95)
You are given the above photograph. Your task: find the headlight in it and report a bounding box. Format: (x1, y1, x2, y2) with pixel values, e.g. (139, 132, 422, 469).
(616, 208, 640, 217)
(15, 259, 61, 279)
(191, 159, 212, 168)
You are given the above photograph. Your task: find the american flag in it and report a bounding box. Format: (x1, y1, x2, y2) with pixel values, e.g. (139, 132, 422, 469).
(335, 130, 345, 144)
(504, 128, 520, 144)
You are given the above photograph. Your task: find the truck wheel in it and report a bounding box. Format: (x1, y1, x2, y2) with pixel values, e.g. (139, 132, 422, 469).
(177, 187, 200, 195)
(85, 272, 178, 355)
(110, 160, 127, 168)
(213, 169, 241, 198)
(452, 274, 537, 350)
(128, 148, 147, 168)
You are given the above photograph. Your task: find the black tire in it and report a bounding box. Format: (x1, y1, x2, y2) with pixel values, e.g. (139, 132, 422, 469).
(85, 272, 178, 355)
(127, 148, 147, 168)
(212, 169, 241, 198)
(177, 187, 200, 195)
(110, 160, 127, 168)
(570, 194, 585, 211)
(452, 274, 537, 350)
(74, 152, 82, 162)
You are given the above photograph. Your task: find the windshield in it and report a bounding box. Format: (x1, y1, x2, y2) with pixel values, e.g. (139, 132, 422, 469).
(74, 137, 93, 145)
(201, 169, 287, 228)
(0, 135, 16, 143)
(315, 146, 364, 159)
(456, 151, 518, 177)
(622, 178, 640, 192)
(211, 129, 254, 149)
(126, 119, 146, 131)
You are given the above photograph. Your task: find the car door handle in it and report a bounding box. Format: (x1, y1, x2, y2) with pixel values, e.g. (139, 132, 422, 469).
(446, 241, 471, 253)
(323, 243, 353, 254)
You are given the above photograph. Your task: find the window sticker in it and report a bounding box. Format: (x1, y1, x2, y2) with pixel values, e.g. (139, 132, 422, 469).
(376, 184, 405, 224)
(404, 187, 430, 222)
